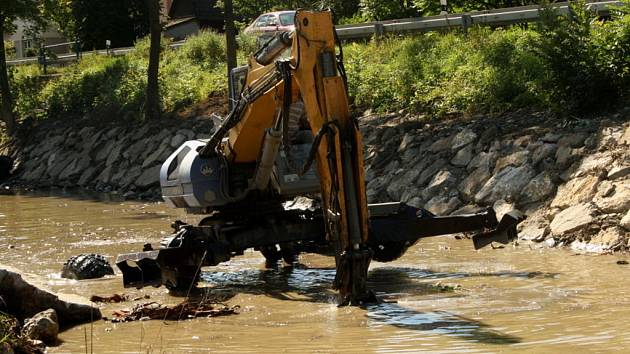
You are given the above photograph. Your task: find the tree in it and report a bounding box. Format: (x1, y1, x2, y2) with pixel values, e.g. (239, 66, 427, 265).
(144, 0, 161, 121)
(0, 0, 40, 136)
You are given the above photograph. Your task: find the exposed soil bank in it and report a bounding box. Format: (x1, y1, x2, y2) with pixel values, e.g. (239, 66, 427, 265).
(1, 107, 629, 252)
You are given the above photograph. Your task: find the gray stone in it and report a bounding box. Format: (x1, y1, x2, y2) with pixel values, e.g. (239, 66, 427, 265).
(422, 170, 457, 200)
(119, 165, 143, 189)
(474, 165, 536, 204)
(78, 166, 99, 186)
(22, 164, 47, 182)
(594, 179, 630, 213)
(493, 150, 529, 174)
(23, 309, 59, 345)
(451, 129, 477, 150)
(574, 152, 614, 177)
(142, 142, 169, 168)
(555, 146, 574, 167)
(387, 168, 422, 201)
(170, 134, 187, 148)
(417, 159, 447, 186)
(95, 165, 113, 184)
(57, 158, 78, 181)
(451, 144, 473, 167)
(424, 196, 462, 215)
(94, 140, 116, 162)
(518, 222, 548, 241)
(521, 172, 556, 204)
(135, 165, 162, 189)
(176, 129, 195, 140)
(558, 133, 587, 148)
(532, 143, 557, 165)
(549, 203, 597, 236)
(400, 186, 421, 203)
(607, 164, 630, 180)
(105, 142, 125, 167)
(47, 153, 75, 180)
(123, 139, 149, 161)
(583, 226, 626, 252)
(367, 175, 390, 194)
(467, 151, 496, 171)
(430, 137, 451, 153)
(541, 132, 561, 143)
(398, 132, 415, 152)
(407, 197, 423, 209)
(550, 175, 600, 209)
(401, 147, 420, 163)
(493, 199, 515, 220)
(452, 204, 484, 215)
(458, 167, 491, 201)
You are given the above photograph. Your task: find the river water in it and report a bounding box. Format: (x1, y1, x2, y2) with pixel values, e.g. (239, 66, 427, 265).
(1, 190, 629, 353)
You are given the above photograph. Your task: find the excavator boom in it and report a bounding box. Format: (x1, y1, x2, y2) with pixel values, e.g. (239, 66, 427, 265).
(116, 10, 525, 305)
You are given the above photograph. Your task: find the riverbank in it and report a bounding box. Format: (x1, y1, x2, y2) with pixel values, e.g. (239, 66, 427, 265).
(1, 106, 629, 253)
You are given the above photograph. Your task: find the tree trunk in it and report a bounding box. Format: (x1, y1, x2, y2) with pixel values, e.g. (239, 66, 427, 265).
(224, 0, 237, 105)
(144, 0, 161, 121)
(0, 15, 16, 135)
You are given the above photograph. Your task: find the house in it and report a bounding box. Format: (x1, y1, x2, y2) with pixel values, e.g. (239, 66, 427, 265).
(163, 0, 224, 40)
(3, 20, 68, 59)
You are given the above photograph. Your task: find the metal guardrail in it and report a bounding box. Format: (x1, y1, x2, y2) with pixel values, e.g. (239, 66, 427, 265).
(6, 0, 623, 67)
(335, 1, 622, 39)
(6, 40, 185, 67)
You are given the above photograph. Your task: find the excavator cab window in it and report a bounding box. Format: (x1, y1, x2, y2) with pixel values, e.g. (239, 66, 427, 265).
(229, 66, 249, 109)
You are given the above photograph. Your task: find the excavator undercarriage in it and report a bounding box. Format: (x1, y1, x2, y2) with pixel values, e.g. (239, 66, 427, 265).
(116, 10, 525, 305)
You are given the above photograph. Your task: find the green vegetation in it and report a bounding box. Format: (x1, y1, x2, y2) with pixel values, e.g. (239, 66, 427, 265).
(5, 1, 630, 127)
(8, 31, 257, 122)
(345, 1, 630, 115)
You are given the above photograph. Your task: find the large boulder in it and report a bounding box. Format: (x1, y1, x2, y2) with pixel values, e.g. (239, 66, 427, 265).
(550, 175, 600, 209)
(474, 165, 535, 204)
(549, 203, 598, 236)
(23, 309, 59, 345)
(0, 267, 101, 324)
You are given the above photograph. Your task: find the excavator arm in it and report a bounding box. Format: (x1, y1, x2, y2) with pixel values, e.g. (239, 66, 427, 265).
(115, 10, 525, 305)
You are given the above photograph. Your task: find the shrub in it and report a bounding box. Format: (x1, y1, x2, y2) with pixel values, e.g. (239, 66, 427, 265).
(535, 1, 619, 112)
(179, 30, 226, 70)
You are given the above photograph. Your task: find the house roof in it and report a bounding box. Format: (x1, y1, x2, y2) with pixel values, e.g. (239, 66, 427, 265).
(164, 16, 197, 29)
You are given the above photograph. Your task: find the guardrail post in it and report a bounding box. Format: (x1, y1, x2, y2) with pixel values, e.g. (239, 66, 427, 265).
(75, 37, 82, 60)
(461, 14, 473, 36)
(374, 22, 385, 40)
(38, 45, 47, 74)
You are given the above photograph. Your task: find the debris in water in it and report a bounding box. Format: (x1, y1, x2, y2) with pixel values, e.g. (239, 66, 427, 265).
(109, 301, 239, 322)
(90, 294, 150, 303)
(617, 260, 629, 265)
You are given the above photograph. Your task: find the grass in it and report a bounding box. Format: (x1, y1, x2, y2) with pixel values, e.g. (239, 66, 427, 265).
(6, 31, 258, 124)
(3, 0, 630, 130)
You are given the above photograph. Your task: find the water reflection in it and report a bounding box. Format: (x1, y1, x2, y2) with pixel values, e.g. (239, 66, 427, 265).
(367, 304, 520, 344)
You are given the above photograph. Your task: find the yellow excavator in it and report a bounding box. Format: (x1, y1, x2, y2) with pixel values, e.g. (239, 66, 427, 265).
(116, 10, 524, 305)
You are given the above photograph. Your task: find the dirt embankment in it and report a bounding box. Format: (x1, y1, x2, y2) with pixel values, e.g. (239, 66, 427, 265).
(1, 105, 629, 252)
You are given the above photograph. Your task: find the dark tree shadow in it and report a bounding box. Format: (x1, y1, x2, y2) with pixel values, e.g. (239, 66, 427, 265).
(193, 264, 523, 345)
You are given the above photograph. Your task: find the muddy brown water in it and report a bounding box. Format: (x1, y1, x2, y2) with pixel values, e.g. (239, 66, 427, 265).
(1, 190, 629, 353)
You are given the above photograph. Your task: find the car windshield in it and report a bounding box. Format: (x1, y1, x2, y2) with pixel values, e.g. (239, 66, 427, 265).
(279, 12, 295, 26)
